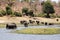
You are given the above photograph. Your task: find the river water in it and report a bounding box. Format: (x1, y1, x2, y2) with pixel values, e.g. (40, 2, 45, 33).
(0, 25, 60, 40)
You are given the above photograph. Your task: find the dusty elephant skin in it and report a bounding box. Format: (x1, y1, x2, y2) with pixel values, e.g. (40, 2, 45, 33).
(6, 23, 17, 29)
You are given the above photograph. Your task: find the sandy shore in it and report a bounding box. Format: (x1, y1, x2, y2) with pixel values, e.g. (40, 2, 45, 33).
(0, 16, 60, 24)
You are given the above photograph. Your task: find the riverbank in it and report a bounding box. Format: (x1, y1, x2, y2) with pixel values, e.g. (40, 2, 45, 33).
(0, 16, 60, 28)
(0, 16, 60, 24)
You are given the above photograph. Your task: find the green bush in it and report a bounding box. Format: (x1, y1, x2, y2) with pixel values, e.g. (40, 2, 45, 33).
(0, 14, 3, 17)
(22, 7, 28, 13)
(22, 7, 28, 16)
(35, 13, 46, 17)
(28, 10, 34, 17)
(1, 10, 6, 16)
(14, 12, 22, 17)
(0, 11, 3, 17)
(50, 14, 56, 18)
(57, 16, 60, 18)
(6, 6, 12, 15)
(10, 12, 15, 17)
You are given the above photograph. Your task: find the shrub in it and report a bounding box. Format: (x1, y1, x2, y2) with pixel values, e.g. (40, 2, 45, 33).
(10, 12, 15, 17)
(22, 7, 28, 16)
(0, 14, 3, 17)
(50, 14, 56, 18)
(1, 10, 6, 16)
(6, 6, 12, 15)
(0, 11, 3, 17)
(35, 13, 46, 17)
(14, 12, 22, 17)
(57, 16, 60, 18)
(28, 10, 34, 17)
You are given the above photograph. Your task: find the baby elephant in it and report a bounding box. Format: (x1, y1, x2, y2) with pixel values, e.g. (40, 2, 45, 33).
(24, 22, 28, 27)
(6, 23, 17, 29)
(36, 21, 40, 25)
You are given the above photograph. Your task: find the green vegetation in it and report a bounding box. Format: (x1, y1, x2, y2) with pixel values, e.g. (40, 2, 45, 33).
(35, 13, 46, 17)
(28, 10, 34, 17)
(14, 28, 60, 34)
(22, 7, 34, 17)
(14, 12, 22, 17)
(42, 1, 55, 18)
(5, 4, 22, 17)
(6, 6, 12, 15)
(0, 0, 59, 18)
(57, 16, 60, 18)
(0, 11, 3, 17)
(1, 10, 6, 16)
(50, 14, 56, 18)
(22, 7, 28, 16)
(0, 23, 6, 28)
(0, 10, 6, 17)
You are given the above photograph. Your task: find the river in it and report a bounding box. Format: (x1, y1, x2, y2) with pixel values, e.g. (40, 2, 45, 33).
(0, 25, 60, 40)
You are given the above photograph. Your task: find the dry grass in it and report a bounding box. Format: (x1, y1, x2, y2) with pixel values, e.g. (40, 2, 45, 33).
(14, 28, 60, 34)
(0, 23, 6, 28)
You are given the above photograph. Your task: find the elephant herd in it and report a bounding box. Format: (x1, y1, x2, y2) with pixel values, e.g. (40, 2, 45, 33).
(6, 19, 59, 29)
(20, 20, 54, 25)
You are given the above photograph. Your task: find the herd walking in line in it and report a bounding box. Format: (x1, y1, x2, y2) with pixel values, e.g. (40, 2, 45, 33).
(6, 18, 59, 29)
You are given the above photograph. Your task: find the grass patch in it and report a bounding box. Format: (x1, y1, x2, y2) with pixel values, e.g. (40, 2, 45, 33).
(0, 23, 6, 28)
(14, 28, 60, 34)
(50, 14, 56, 18)
(35, 13, 46, 17)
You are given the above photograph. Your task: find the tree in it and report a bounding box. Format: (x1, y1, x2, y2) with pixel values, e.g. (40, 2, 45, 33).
(22, 7, 28, 16)
(42, 1, 55, 18)
(6, 6, 12, 15)
(22, 7, 34, 16)
(28, 10, 34, 17)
